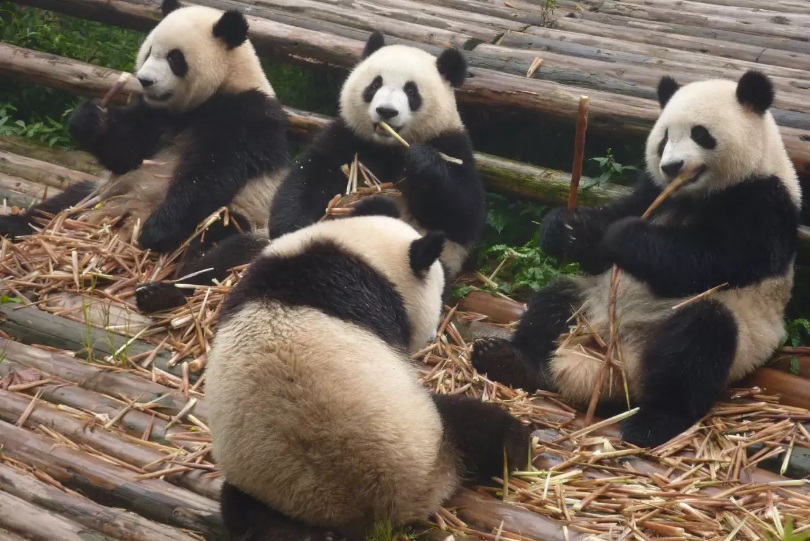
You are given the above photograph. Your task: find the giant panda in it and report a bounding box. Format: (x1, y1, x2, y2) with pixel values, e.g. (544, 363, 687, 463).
(205, 197, 528, 541)
(0, 1, 288, 267)
(471, 70, 801, 448)
(267, 31, 485, 281)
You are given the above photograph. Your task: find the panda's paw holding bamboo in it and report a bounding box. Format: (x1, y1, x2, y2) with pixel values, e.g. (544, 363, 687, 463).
(471, 338, 534, 390)
(135, 282, 188, 314)
(403, 144, 447, 187)
(602, 216, 646, 258)
(68, 99, 108, 146)
(538, 207, 582, 259)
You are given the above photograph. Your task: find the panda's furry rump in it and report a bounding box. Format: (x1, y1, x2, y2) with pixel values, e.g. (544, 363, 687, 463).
(207, 302, 459, 536)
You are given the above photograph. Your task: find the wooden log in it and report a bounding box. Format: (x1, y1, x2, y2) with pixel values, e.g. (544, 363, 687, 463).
(744, 368, 810, 410)
(0, 420, 225, 537)
(688, 0, 810, 12)
(0, 463, 201, 541)
(555, 0, 810, 44)
(0, 528, 33, 541)
(0, 388, 222, 500)
(0, 304, 193, 384)
(472, 45, 810, 126)
(0, 488, 115, 541)
(9, 0, 810, 175)
(552, 17, 810, 72)
(604, 0, 810, 27)
(0, 357, 195, 447)
(513, 25, 810, 73)
(0, 135, 104, 176)
(770, 355, 810, 379)
(0, 172, 56, 206)
(452, 489, 577, 541)
(0, 336, 205, 419)
(0, 150, 101, 190)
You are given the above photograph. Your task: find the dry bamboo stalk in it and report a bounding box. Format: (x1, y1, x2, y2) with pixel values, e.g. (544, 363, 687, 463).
(583, 168, 699, 427)
(100, 72, 133, 109)
(567, 96, 590, 213)
(378, 121, 463, 164)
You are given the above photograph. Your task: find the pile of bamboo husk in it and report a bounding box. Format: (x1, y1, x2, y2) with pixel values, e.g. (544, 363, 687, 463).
(2, 193, 810, 540)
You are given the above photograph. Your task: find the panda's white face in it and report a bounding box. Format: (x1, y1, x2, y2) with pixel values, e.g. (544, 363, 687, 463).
(135, 6, 273, 113)
(340, 45, 463, 145)
(645, 74, 797, 199)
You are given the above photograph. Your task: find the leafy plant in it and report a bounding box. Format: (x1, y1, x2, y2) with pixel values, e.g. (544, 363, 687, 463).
(538, 0, 558, 27)
(764, 519, 810, 541)
(783, 318, 810, 349)
(583, 148, 637, 190)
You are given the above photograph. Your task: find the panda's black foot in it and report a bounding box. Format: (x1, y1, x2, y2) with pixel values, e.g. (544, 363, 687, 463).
(135, 282, 189, 314)
(0, 214, 33, 240)
(471, 338, 542, 391)
(620, 407, 696, 448)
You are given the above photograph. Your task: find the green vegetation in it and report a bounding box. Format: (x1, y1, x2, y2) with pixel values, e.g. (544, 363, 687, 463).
(583, 148, 637, 190)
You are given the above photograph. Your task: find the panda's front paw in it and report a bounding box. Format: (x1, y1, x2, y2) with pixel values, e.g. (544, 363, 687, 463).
(404, 143, 447, 187)
(602, 217, 647, 262)
(135, 282, 189, 313)
(68, 99, 108, 147)
(539, 207, 577, 258)
(620, 407, 693, 448)
(138, 213, 186, 253)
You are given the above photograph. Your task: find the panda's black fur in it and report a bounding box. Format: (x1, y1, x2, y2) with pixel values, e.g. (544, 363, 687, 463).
(472, 70, 801, 448)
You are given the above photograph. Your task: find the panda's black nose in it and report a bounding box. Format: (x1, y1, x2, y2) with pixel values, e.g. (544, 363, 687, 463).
(661, 160, 684, 177)
(376, 106, 399, 120)
(138, 77, 155, 88)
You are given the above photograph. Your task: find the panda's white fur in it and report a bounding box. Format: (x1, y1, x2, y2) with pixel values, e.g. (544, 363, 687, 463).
(207, 206, 528, 539)
(339, 45, 463, 146)
(472, 70, 801, 447)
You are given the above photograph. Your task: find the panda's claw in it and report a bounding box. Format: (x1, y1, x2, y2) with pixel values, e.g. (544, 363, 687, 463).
(135, 282, 189, 313)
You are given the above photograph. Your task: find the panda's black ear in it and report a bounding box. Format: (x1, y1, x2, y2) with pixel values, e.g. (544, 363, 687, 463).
(213, 10, 249, 49)
(351, 196, 400, 219)
(362, 31, 385, 60)
(657, 76, 680, 108)
(160, 0, 180, 17)
(410, 232, 445, 275)
(736, 70, 774, 115)
(437, 49, 467, 88)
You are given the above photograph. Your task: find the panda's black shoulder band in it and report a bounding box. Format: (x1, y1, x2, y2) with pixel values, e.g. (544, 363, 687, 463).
(351, 196, 400, 219)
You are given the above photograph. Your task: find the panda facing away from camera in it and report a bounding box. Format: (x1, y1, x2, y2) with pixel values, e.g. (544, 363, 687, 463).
(0, 0, 288, 258)
(471, 70, 800, 448)
(206, 198, 528, 541)
(267, 31, 485, 280)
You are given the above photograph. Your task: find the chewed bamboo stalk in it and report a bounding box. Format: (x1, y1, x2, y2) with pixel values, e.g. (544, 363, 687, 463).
(584, 167, 702, 427)
(378, 121, 463, 165)
(100, 72, 133, 109)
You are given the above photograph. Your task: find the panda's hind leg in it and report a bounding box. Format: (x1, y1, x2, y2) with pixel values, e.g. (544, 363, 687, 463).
(471, 278, 582, 392)
(621, 299, 737, 448)
(221, 481, 337, 541)
(432, 394, 530, 483)
(0, 180, 97, 240)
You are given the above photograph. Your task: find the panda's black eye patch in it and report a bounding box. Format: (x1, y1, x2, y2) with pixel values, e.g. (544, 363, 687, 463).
(404, 81, 422, 112)
(691, 125, 716, 149)
(657, 129, 668, 157)
(363, 76, 383, 103)
(167, 49, 188, 77)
